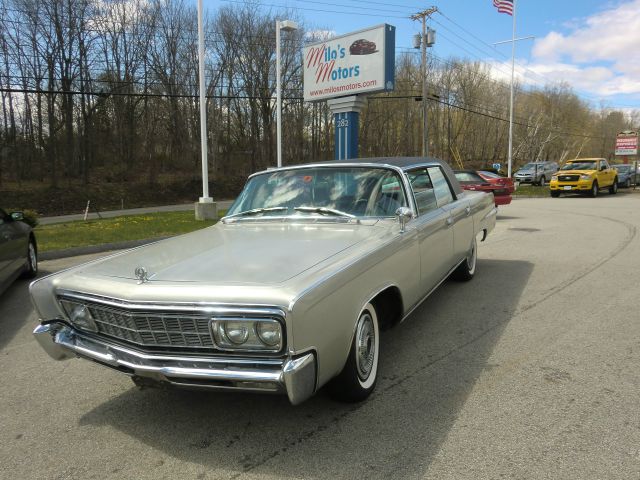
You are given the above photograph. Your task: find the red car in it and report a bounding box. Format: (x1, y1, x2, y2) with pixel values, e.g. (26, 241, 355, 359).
(453, 170, 512, 206)
(477, 170, 516, 194)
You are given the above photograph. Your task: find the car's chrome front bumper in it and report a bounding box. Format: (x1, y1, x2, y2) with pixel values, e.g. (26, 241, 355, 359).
(33, 322, 316, 405)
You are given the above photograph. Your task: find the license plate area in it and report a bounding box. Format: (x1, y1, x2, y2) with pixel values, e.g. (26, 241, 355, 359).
(563, 186, 572, 190)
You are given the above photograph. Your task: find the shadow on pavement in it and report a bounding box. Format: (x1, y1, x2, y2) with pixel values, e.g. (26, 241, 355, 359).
(78, 258, 533, 479)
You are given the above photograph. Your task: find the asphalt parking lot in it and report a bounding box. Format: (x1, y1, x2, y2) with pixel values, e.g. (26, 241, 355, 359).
(1, 194, 639, 480)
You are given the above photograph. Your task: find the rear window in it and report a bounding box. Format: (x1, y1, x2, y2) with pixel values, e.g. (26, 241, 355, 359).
(478, 171, 503, 179)
(454, 171, 484, 183)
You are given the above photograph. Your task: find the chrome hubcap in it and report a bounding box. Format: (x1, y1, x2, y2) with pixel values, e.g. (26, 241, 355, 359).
(28, 243, 36, 270)
(356, 313, 375, 380)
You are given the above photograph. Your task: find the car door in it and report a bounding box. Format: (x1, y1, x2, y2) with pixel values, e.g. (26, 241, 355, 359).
(0, 210, 26, 278)
(406, 168, 454, 293)
(429, 167, 474, 266)
(0, 209, 13, 284)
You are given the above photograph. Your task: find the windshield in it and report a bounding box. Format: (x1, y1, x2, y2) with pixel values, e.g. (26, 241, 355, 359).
(226, 166, 408, 219)
(520, 163, 539, 170)
(562, 161, 597, 171)
(614, 165, 629, 172)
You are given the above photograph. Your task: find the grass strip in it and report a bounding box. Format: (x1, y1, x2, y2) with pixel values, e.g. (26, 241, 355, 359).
(35, 211, 222, 252)
(512, 185, 550, 197)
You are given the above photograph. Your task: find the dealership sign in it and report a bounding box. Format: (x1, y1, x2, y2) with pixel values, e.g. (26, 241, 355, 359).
(615, 132, 638, 156)
(303, 24, 395, 102)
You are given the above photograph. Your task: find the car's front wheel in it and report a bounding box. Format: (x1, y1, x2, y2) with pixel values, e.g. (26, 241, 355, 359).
(609, 178, 618, 194)
(589, 181, 599, 197)
(328, 302, 380, 402)
(451, 236, 477, 281)
(539, 176, 546, 186)
(22, 238, 38, 278)
(550, 190, 560, 198)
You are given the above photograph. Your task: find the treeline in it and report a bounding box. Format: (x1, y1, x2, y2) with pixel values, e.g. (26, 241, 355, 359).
(0, 0, 637, 193)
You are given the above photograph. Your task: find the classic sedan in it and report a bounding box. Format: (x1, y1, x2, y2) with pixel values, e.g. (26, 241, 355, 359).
(1, 208, 38, 294)
(31, 158, 497, 405)
(454, 170, 512, 206)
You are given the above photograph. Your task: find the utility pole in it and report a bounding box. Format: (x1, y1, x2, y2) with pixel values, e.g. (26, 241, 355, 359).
(412, 7, 437, 158)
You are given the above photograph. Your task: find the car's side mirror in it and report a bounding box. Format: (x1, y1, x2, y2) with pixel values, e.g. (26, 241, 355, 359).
(10, 212, 24, 221)
(395, 207, 413, 233)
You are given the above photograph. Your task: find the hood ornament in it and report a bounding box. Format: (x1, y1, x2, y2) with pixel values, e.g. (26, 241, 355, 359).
(134, 266, 150, 284)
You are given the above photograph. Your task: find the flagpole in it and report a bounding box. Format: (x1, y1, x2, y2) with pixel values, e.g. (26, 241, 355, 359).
(507, 0, 516, 178)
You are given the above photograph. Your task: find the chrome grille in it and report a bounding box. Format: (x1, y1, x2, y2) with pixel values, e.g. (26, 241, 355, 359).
(87, 304, 214, 349)
(559, 175, 579, 182)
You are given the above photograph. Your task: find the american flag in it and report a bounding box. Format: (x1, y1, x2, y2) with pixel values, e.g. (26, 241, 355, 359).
(493, 0, 514, 15)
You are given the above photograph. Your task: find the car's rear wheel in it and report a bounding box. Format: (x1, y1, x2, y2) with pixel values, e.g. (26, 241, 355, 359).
(328, 302, 380, 402)
(624, 178, 631, 188)
(22, 239, 38, 278)
(550, 190, 560, 198)
(589, 181, 599, 197)
(609, 178, 618, 194)
(451, 236, 477, 281)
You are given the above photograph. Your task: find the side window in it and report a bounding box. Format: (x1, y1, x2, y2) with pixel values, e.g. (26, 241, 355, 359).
(407, 168, 437, 216)
(427, 167, 454, 207)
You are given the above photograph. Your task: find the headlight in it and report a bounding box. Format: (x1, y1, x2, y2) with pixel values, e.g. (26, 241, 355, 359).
(256, 321, 282, 347)
(211, 318, 284, 352)
(59, 299, 98, 332)
(580, 174, 592, 180)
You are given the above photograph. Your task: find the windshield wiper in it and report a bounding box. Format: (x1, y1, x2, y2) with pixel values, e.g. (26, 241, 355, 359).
(222, 207, 288, 222)
(294, 206, 356, 218)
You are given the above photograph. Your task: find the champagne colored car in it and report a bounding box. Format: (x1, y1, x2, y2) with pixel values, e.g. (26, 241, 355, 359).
(31, 158, 496, 405)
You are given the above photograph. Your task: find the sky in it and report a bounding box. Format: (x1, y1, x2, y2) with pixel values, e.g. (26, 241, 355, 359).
(203, 0, 640, 111)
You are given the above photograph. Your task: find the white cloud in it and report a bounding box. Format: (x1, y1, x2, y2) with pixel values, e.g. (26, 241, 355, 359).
(529, 0, 640, 98)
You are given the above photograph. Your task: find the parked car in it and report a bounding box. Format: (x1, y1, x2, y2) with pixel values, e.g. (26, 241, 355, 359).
(612, 164, 638, 188)
(549, 158, 618, 197)
(477, 170, 516, 194)
(453, 170, 512, 206)
(31, 158, 497, 405)
(0, 208, 38, 294)
(513, 161, 558, 186)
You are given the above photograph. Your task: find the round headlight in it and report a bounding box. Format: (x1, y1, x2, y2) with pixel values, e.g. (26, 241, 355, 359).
(221, 321, 249, 345)
(70, 304, 97, 332)
(256, 322, 282, 347)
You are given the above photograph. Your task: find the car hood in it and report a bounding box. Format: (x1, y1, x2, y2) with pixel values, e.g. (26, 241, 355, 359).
(68, 220, 386, 286)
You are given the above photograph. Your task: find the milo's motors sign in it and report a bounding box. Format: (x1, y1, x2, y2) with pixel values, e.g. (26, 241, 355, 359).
(303, 24, 395, 102)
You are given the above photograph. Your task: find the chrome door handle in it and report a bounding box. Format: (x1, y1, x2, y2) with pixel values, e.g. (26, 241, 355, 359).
(446, 217, 453, 226)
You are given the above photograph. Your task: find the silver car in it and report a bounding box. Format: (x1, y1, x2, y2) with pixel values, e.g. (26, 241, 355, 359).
(31, 158, 497, 405)
(1, 208, 38, 294)
(514, 161, 559, 186)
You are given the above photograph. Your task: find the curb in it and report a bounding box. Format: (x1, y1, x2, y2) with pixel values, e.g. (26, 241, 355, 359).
(40, 236, 170, 261)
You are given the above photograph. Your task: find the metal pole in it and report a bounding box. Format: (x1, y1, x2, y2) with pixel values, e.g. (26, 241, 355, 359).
(421, 17, 428, 157)
(507, 0, 517, 178)
(276, 21, 282, 168)
(197, 0, 210, 201)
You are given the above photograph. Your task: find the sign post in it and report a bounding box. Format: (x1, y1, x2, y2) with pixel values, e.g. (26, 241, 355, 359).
(303, 24, 395, 160)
